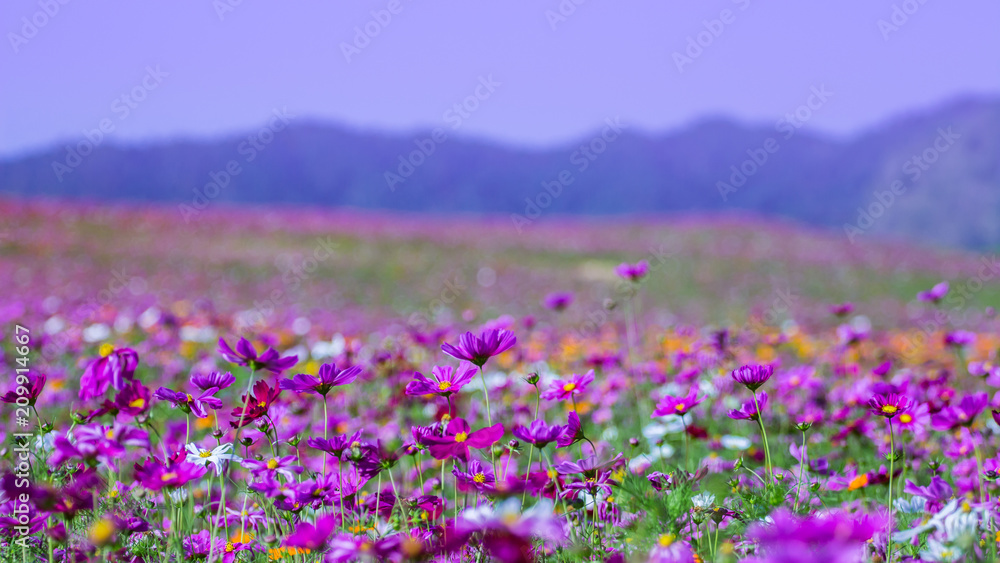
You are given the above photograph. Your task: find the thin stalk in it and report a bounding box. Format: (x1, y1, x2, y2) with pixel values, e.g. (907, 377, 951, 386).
(887, 419, 896, 562)
(793, 430, 807, 512)
(751, 390, 773, 482)
(478, 366, 497, 475)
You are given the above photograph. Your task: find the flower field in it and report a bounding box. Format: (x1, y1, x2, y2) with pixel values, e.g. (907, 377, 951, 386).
(2, 200, 1000, 562)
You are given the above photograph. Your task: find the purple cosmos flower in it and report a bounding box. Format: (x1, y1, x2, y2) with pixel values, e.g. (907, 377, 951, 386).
(114, 380, 151, 417)
(746, 509, 884, 562)
(830, 302, 854, 317)
(561, 470, 614, 500)
(731, 364, 773, 392)
(651, 388, 702, 417)
(728, 392, 768, 421)
(540, 370, 594, 401)
(453, 459, 496, 493)
(615, 260, 649, 282)
(868, 393, 913, 419)
(457, 498, 565, 560)
(423, 418, 504, 462)
(542, 292, 574, 311)
(943, 330, 976, 348)
(282, 515, 339, 550)
(553, 453, 626, 477)
(556, 411, 585, 448)
(917, 281, 949, 303)
(79, 347, 139, 400)
(189, 371, 235, 391)
(308, 430, 362, 459)
(133, 458, 207, 491)
(218, 337, 298, 374)
(931, 392, 988, 430)
(280, 363, 361, 396)
(1, 372, 46, 405)
(404, 365, 477, 397)
(153, 387, 223, 418)
(512, 420, 564, 449)
(441, 329, 517, 367)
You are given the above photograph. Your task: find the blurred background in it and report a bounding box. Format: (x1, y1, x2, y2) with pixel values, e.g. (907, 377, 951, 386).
(2, 0, 999, 336)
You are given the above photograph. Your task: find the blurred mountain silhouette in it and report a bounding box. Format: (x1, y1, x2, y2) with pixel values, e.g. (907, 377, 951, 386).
(2, 97, 998, 248)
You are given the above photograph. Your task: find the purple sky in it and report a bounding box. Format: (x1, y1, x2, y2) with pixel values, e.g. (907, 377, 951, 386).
(2, 0, 998, 156)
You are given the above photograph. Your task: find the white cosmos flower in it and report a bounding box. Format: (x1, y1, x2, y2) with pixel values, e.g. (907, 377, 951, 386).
(893, 496, 927, 514)
(920, 538, 962, 562)
(893, 499, 983, 543)
(185, 443, 241, 475)
(691, 492, 715, 509)
(720, 435, 751, 450)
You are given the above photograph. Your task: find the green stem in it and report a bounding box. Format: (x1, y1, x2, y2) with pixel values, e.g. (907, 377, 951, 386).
(793, 430, 807, 512)
(887, 419, 895, 562)
(478, 366, 497, 475)
(752, 390, 773, 483)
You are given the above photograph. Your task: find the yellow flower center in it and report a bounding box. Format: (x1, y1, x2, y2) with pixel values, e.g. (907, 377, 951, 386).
(226, 542, 235, 553)
(267, 458, 279, 470)
(186, 394, 194, 402)
(881, 405, 898, 415)
(257, 400, 267, 407)
(658, 533, 675, 547)
(454, 432, 468, 443)
(438, 381, 452, 390)
(106, 429, 114, 439)
(899, 413, 912, 423)
(675, 403, 686, 412)
(128, 398, 145, 409)
(99, 343, 114, 357)
(563, 383, 576, 392)
(473, 473, 486, 484)
(161, 472, 178, 481)
(88, 518, 115, 545)
(199, 451, 212, 458)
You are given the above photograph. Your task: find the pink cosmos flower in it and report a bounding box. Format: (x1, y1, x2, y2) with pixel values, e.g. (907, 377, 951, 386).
(422, 418, 504, 462)
(541, 370, 594, 401)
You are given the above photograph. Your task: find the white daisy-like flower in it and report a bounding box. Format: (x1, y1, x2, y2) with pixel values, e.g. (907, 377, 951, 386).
(893, 496, 927, 514)
(185, 443, 241, 475)
(920, 538, 962, 562)
(691, 492, 715, 509)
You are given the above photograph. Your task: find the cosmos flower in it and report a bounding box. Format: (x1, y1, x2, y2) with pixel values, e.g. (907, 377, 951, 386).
(79, 347, 139, 400)
(931, 392, 987, 430)
(189, 371, 236, 391)
(556, 411, 585, 448)
(441, 329, 517, 367)
(422, 418, 504, 462)
(614, 260, 649, 282)
(307, 430, 363, 459)
(404, 365, 476, 397)
(728, 392, 769, 421)
(280, 362, 361, 395)
(242, 455, 303, 480)
(218, 337, 298, 374)
(542, 292, 574, 311)
(868, 393, 913, 419)
(651, 388, 702, 417)
(453, 459, 496, 493)
(185, 443, 241, 475)
(229, 379, 282, 428)
(133, 458, 207, 491)
(731, 364, 773, 391)
(113, 380, 151, 417)
(540, 370, 594, 401)
(153, 386, 223, 418)
(0, 372, 46, 405)
(512, 420, 564, 449)
(283, 515, 339, 550)
(829, 303, 854, 317)
(917, 281, 950, 303)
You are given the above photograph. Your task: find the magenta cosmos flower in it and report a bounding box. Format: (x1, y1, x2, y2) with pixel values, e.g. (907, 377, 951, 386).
(728, 392, 768, 421)
(542, 292, 574, 311)
(917, 281, 949, 303)
(512, 420, 564, 449)
(731, 364, 774, 391)
(280, 363, 361, 396)
(405, 365, 477, 397)
(218, 337, 298, 374)
(1, 372, 46, 405)
(441, 329, 516, 368)
(541, 370, 594, 401)
(423, 418, 504, 462)
(652, 388, 703, 417)
(153, 387, 223, 418)
(615, 260, 649, 282)
(79, 347, 139, 400)
(868, 393, 913, 419)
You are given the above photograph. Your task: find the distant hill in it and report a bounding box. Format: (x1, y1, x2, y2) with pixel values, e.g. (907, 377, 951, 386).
(2, 97, 998, 248)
